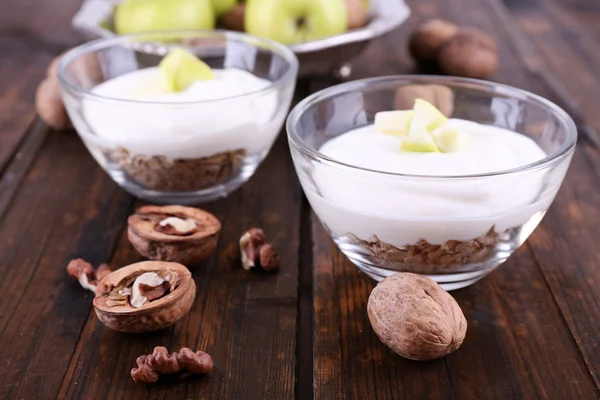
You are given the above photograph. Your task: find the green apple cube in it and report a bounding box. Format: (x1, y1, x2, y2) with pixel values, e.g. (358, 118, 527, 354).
(400, 126, 440, 153)
(409, 98, 448, 135)
(158, 48, 215, 92)
(374, 110, 413, 136)
(434, 127, 472, 153)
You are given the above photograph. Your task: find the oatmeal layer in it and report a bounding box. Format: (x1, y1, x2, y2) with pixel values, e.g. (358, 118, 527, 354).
(350, 227, 499, 274)
(109, 147, 245, 192)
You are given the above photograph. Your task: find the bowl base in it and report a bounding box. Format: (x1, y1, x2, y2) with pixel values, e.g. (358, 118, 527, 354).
(336, 238, 512, 291)
(108, 159, 260, 205)
(353, 260, 501, 291)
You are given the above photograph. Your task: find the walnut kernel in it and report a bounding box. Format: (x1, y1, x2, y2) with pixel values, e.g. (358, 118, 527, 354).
(131, 346, 213, 383)
(239, 228, 280, 272)
(67, 258, 112, 293)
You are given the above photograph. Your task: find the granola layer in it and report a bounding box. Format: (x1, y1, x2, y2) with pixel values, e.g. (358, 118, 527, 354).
(350, 227, 499, 274)
(108, 147, 245, 192)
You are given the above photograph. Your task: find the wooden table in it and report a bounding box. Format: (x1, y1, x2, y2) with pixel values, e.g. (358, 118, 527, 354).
(2, 0, 600, 399)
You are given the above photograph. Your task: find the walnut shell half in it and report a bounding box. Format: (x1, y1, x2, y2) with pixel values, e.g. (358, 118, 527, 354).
(367, 273, 467, 361)
(93, 261, 195, 333)
(128, 205, 221, 265)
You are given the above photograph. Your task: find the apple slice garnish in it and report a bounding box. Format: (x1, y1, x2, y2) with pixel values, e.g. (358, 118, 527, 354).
(158, 48, 215, 92)
(374, 98, 472, 153)
(433, 127, 472, 153)
(410, 98, 448, 134)
(374, 110, 413, 136)
(400, 125, 440, 153)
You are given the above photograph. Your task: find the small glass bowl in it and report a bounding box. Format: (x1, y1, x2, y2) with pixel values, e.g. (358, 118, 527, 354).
(287, 76, 577, 290)
(58, 30, 298, 204)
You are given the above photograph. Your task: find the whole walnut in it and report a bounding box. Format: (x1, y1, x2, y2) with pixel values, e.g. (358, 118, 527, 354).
(345, 0, 369, 30)
(409, 19, 458, 63)
(367, 273, 467, 361)
(220, 3, 245, 32)
(36, 77, 72, 131)
(438, 28, 498, 79)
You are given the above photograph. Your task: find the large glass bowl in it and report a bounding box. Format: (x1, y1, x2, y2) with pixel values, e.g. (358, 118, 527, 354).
(58, 30, 298, 204)
(287, 76, 577, 290)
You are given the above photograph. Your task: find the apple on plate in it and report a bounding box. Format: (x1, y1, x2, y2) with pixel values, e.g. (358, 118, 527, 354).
(245, 0, 348, 45)
(115, 0, 215, 34)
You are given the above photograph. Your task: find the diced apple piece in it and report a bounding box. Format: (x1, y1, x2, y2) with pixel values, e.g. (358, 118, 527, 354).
(158, 48, 215, 92)
(400, 126, 440, 153)
(434, 127, 472, 153)
(409, 98, 448, 134)
(374, 110, 414, 136)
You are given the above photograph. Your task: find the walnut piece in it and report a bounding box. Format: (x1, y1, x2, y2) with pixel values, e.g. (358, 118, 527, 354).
(239, 228, 280, 272)
(367, 273, 467, 361)
(131, 346, 213, 383)
(259, 244, 281, 272)
(67, 259, 112, 293)
(128, 205, 221, 265)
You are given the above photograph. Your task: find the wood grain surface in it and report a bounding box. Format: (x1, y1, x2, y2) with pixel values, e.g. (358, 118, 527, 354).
(1, 0, 600, 399)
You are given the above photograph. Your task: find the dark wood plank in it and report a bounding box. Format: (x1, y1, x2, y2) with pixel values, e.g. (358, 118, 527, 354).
(501, 0, 600, 145)
(57, 132, 302, 400)
(312, 0, 600, 398)
(0, 36, 57, 173)
(0, 132, 132, 400)
(0, 0, 84, 47)
(487, 0, 600, 392)
(312, 218, 456, 400)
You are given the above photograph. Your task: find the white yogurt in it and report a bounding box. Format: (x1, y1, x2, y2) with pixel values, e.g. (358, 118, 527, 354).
(78, 67, 283, 159)
(305, 120, 566, 245)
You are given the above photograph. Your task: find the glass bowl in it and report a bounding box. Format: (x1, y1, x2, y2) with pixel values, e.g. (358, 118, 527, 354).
(58, 30, 298, 204)
(287, 76, 577, 290)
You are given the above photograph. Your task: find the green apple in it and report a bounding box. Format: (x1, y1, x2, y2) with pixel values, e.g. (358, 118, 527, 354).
(374, 110, 413, 136)
(115, 0, 215, 35)
(211, 0, 237, 15)
(158, 48, 215, 92)
(409, 98, 448, 135)
(433, 127, 472, 153)
(245, 0, 348, 45)
(400, 126, 440, 153)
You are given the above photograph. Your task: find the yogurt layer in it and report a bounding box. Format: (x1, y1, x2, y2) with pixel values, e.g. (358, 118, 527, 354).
(79, 67, 283, 159)
(305, 120, 567, 245)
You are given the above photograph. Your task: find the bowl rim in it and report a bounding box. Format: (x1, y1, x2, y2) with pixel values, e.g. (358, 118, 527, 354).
(286, 75, 578, 180)
(57, 29, 299, 106)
